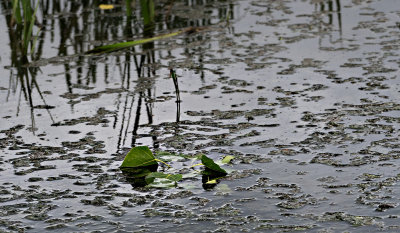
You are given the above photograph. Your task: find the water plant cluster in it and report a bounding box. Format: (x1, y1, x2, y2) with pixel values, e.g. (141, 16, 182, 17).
(11, 0, 40, 59)
(120, 146, 233, 188)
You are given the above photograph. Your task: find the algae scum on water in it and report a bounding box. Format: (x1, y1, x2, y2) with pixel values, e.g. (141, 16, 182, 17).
(1, 0, 400, 232)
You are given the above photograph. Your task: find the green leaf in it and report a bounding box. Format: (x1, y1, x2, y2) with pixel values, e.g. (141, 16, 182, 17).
(201, 155, 227, 175)
(145, 172, 182, 183)
(120, 146, 157, 168)
(85, 26, 204, 54)
(145, 172, 183, 188)
(155, 151, 192, 160)
(12, 0, 22, 24)
(86, 30, 183, 54)
(120, 165, 158, 187)
(215, 184, 232, 194)
(221, 155, 235, 164)
(120, 166, 156, 177)
(146, 181, 176, 188)
(140, 0, 154, 26)
(156, 155, 184, 162)
(167, 174, 183, 182)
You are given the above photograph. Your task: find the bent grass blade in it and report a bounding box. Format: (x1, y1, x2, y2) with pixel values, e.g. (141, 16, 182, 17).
(85, 28, 191, 55)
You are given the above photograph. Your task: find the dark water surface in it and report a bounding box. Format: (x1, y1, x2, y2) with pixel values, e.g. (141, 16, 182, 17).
(1, 0, 400, 232)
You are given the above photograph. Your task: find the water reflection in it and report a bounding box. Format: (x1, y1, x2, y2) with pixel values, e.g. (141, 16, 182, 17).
(170, 69, 181, 122)
(313, 0, 342, 44)
(121, 164, 158, 188)
(1, 0, 234, 144)
(2, 0, 54, 133)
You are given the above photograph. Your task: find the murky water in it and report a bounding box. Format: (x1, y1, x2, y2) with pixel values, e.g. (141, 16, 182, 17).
(1, 0, 400, 232)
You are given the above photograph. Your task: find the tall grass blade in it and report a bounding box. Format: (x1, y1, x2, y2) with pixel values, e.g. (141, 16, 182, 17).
(12, 0, 22, 24)
(24, 0, 40, 55)
(126, 0, 132, 18)
(22, 0, 31, 53)
(141, 0, 155, 26)
(30, 28, 41, 55)
(86, 28, 190, 55)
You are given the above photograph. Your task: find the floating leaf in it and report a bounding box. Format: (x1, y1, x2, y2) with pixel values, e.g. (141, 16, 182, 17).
(221, 155, 235, 164)
(201, 155, 227, 175)
(181, 172, 199, 179)
(145, 172, 183, 188)
(120, 146, 157, 168)
(120, 164, 158, 187)
(168, 174, 183, 182)
(155, 151, 192, 160)
(145, 172, 182, 183)
(215, 184, 232, 194)
(146, 180, 177, 188)
(120, 166, 156, 177)
(120, 146, 233, 189)
(99, 4, 114, 10)
(202, 173, 222, 190)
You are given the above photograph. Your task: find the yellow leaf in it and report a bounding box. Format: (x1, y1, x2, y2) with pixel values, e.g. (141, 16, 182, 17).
(206, 179, 217, 184)
(221, 155, 235, 164)
(99, 4, 114, 10)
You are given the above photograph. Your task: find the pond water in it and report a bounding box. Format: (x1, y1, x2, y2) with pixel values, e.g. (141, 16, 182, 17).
(1, 0, 400, 232)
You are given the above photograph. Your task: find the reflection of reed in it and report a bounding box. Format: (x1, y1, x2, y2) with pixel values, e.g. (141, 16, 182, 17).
(322, 0, 341, 32)
(115, 0, 157, 150)
(131, 0, 156, 148)
(170, 69, 181, 122)
(2, 0, 234, 142)
(115, 54, 157, 150)
(314, 0, 342, 43)
(2, 0, 54, 133)
(107, 0, 234, 150)
(17, 66, 56, 133)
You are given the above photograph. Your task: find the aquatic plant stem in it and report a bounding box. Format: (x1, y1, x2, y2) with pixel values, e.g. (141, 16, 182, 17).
(190, 163, 204, 168)
(87, 29, 181, 54)
(85, 27, 203, 55)
(154, 159, 171, 168)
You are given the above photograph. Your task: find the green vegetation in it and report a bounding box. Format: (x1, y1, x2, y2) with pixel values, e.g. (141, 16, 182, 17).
(200, 154, 228, 175)
(12, 0, 40, 57)
(85, 28, 195, 55)
(140, 0, 154, 27)
(120, 146, 158, 168)
(5, 0, 50, 134)
(170, 69, 181, 102)
(120, 146, 233, 188)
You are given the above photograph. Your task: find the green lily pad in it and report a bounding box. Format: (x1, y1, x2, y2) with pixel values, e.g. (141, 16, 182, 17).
(201, 155, 228, 175)
(214, 184, 232, 194)
(145, 172, 183, 188)
(120, 166, 156, 177)
(121, 146, 157, 168)
(146, 180, 177, 188)
(120, 147, 233, 189)
(120, 164, 158, 187)
(145, 172, 183, 183)
(154, 151, 192, 161)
